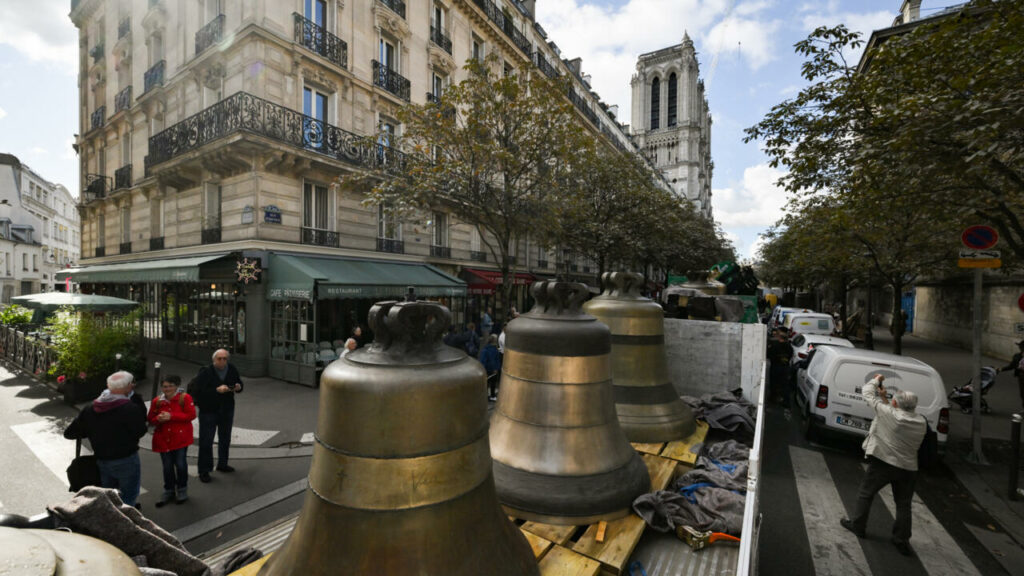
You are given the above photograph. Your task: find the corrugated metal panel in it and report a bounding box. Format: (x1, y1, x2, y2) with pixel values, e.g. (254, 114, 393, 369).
(201, 513, 298, 567)
(629, 529, 739, 576)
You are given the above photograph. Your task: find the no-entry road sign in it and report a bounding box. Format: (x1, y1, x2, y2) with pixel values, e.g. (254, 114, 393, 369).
(962, 225, 999, 250)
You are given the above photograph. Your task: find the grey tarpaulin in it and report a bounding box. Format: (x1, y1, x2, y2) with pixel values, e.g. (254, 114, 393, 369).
(681, 391, 756, 435)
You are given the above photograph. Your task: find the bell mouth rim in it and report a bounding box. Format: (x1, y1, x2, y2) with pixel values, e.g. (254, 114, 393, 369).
(342, 346, 468, 366)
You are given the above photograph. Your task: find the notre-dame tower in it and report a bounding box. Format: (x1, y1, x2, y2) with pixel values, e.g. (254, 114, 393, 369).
(630, 32, 713, 218)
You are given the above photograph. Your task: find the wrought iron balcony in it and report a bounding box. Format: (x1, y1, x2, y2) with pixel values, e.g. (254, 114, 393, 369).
(114, 165, 132, 189)
(84, 174, 109, 202)
(378, 0, 405, 18)
(430, 26, 452, 55)
(118, 17, 130, 39)
(470, 250, 487, 262)
(95, 246, 106, 257)
(301, 227, 340, 248)
(472, 0, 531, 55)
(570, 263, 579, 272)
(430, 245, 451, 259)
(533, 52, 559, 79)
(566, 88, 600, 127)
(119, 241, 132, 254)
(90, 106, 106, 130)
(377, 237, 404, 254)
(537, 259, 548, 269)
(195, 14, 225, 56)
(506, 22, 531, 55)
(147, 92, 407, 174)
(426, 93, 456, 120)
(372, 60, 410, 101)
(143, 60, 165, 93)
(89, 42, 104, 63)
(149, 236, 164, 250)
(293, 13, 347, 69)
(201, 215, 221, 245)
(115, 86, 132, 113)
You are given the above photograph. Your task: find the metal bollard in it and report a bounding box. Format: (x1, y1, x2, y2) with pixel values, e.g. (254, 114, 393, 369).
(115, 353, 122, 371)
(150, 361, 162, 400)
(1011, 414, 1022, 501)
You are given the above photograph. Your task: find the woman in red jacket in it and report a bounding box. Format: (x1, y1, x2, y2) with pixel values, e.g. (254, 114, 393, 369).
(148, 375, 196, 507)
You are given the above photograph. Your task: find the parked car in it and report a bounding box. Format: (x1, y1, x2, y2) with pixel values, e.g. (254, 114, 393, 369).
(783, 311, 836, 337)
(768, 306, 806, 330)
(795, 346, 949, 447)
(791, 333, 854, 363)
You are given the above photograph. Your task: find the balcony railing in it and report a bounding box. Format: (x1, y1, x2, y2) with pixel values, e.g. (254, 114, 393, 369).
(472, 0, 531, 55)
(537, 259, 548, 269)
(293, 13, 347, 69)
(115, 86, 132, 113)
(377, 237, 404, 254)
(149, 236, 164, 250)
(195, 14, 225, 56)
(201, 215, 221, 244)
(301, 226, 340, 248)
(378, 0, 405, 18)
(533, 52, 559, 79)
(470, 250, 487, 262)
(119, 241, 132, 254)
(114, 165, 132, 189)
(95, 246, 106, 257)
(143, 60, 165, 93)
(118, 18, 131, 39)
(89, 42, 104, 63)
(567, 88, 600, 127)
(84, 174, 109, 201)
(430, 26, 452, 55)
(570, 263, 579, 272)
(426, 93, 456, 120)
(90, 106, 106, 130)
(430, 245, 451, 259)
(147, 92, 407, 174)
(372, 60, 410, 101)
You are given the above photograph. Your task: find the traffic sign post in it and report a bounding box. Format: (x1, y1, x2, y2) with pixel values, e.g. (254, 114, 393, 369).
(962, 225, 999, 250)
(961, 226, 998, 465)
(958, 249, 1002, 269)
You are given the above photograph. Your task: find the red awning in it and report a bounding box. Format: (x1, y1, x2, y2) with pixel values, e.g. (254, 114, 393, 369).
(462, 268, 537, 295)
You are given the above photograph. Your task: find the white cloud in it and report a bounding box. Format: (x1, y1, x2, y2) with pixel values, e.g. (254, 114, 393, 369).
(30, 147, 49, 155)
(0, 0, 78, 68)
(712, 163, 789, 228)
(536, 0, 779, 113)
(0, 106, 6, 121)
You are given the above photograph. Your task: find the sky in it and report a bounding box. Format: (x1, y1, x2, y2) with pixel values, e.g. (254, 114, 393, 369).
(0, 0, 954, 260)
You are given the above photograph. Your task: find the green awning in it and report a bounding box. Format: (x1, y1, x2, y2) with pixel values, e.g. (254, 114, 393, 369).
(55, 254, 227, 284)
(268, 254, 466, 301)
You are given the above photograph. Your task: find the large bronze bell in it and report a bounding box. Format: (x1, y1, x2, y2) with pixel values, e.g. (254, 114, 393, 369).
(583, 272, 697, 443)
(490, 281, 650, 525)
(260, 295, 538, 576)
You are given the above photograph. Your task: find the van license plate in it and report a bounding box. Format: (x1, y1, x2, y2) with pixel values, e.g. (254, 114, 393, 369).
(837, 416, 870, 431)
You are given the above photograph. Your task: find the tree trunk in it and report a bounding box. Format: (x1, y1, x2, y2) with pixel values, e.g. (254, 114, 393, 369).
(890, 279, 905, 355)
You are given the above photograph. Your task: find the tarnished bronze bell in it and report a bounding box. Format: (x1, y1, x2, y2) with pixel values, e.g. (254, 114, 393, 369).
(259, 295, 538, 576)
(583, 272, 697, 443)
(490, 281, 651, 525)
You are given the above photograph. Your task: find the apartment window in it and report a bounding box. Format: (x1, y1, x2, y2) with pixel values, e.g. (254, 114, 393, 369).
(32, 254, 38, 271)
(43, 218, 50, 238)
(378, 204, 401, 240)
(22, 253, 27, 271)
(203, 79, 223, 107)
(650, 77, 660, 130)
(379, 120, 395, 148)
(432, 212, 448, 246)
(98, 213, 106, 247)
(204, 183, 221, 225)
(52, 222, 58, 239)
(122, 132, 131, 165)
(433, 4, 445, 31)
(472, 35, 484, 61)
(204, 0, 221, 21)
(305, 0, 327, 27)
(503, 61, 513, 77)
(120, 206, 131, 243)
(303, 86, 328, 148)
(303, 182, 333, 231)
(470, 227, 481, 252)
(150, 198, 164, 237)
(98, 147, 106, 178)
(667, 73, 678, 127)
(379, 37, 398, 72)
(149, 33, 163, 66)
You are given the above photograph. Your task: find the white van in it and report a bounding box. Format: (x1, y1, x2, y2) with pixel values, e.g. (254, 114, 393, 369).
(795, 346, 949, 447)
(769, 306, 806, 330)
(783, 311, 836, 337)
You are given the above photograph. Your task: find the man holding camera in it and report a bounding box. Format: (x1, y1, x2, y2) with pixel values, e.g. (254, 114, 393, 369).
(840, 374, 927, 556)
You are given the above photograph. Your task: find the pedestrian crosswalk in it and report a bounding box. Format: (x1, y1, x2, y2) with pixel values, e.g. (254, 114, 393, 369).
(789, 445, 982, 576)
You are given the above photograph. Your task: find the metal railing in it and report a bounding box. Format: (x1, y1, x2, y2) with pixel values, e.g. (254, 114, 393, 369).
(426, 93, 456, 119)
(537, 259, 548, 269)
(118, 17, 130, 39)
(377, 237, 404, 254)
(0, 326, 58, 381)
(143, 60, 165, 93)
(114, 164, 132, 189)
(472, 0, 530, 55)
(84, 174, 109, 201)
(149, 236, 164, 250)
(293, 13, 347, 69)
(95, 246, 106, 257)
(147, 92, 407, 174)
(533, 52, 559, 79)
(430, 25, 452, 54)
(470, 250, 488, 262)
(115, 86, 132, 113)
(119, 241, 132, 254)
(378, 0, 405, 18)
(90, 106, 106, 130)
(201, 215, 221, 244)
(430, 245, 451, 259)
(195, 14, 225, 56)
(301, 226, 340, 248)
(372, 60, 410, 101)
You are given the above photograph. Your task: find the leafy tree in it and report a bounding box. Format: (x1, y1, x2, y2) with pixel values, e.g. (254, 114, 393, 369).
(347, 56, 590, 312)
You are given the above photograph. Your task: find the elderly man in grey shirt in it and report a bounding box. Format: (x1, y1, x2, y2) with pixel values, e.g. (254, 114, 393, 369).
(841, 374, 927, 556)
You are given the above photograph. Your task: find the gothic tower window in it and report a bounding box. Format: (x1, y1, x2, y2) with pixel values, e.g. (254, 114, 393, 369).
(667, 73, 677, 127)
(650, 77, 660, 130)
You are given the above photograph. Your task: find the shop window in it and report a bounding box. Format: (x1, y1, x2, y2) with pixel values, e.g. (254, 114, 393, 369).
(271, 300, 316, 364)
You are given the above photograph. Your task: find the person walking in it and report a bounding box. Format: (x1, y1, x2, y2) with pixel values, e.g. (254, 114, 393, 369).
(840, 374, 927, 556)
(479, 334, 502, 401)
(766, 328, 792, 407)
(998, 340, 1024, 409)
(192, 349, 244, 483)
(63, 371, 148, 507)
(148, 375, 195, 507)
(480, 307, 493, 341)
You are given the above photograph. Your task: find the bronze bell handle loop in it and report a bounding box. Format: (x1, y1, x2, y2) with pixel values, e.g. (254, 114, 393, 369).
(367, 301, 398, 349)
(386, 300, 451, 353)
(607, 271, 643, 299)
(529, 281, 589, 316)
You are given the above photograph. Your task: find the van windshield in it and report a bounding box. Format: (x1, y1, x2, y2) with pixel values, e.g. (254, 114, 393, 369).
(834, 364, 936, 407)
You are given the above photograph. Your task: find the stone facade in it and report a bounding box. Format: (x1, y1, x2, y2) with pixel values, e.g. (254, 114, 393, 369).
(914, 282, 1024, 362)
(629, 33, 713, 218)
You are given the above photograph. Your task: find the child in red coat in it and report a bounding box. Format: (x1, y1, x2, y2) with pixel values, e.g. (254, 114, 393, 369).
(148, 375, 196, 507)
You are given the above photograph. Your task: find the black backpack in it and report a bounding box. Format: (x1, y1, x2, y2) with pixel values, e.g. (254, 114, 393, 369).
(918, 421, 939, 470)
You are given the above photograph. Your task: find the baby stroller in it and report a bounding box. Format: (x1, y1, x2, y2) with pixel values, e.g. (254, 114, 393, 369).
(947, 366, 997, 413)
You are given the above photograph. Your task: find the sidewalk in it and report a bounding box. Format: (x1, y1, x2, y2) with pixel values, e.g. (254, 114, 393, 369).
(866, 326, 1024, 550)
